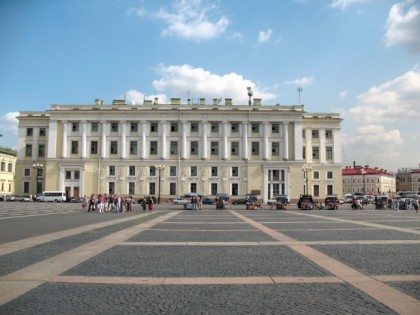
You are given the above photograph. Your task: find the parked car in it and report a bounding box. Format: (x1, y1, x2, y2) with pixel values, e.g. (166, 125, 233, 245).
(202, 198, 214, 205)
(298, 194, 315, 210)
(173, 198, 189, 205)
(17, 195, 32, 202)
(66, 196, 79, 203)
(216, 193, 230, 201)
(232, 199, 247, 205)
(325, 195, 339, 210)
(267, 198, 277, 205)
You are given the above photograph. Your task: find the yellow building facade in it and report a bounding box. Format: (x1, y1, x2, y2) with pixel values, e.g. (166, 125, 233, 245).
(15, 98, 343, 203)
(0, 147, 17, 196)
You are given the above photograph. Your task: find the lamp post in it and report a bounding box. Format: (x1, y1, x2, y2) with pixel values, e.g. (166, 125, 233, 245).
(32, 163, 43, 195)
(302, 164, 312, 195)
(361, 167, 366, 194)
(155, 165, 165, 204)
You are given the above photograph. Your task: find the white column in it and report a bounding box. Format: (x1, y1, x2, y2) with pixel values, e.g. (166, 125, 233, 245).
(222, 121, 228, 160)
(242, 122, 248, 160)
(263, 122, 269, 160)
(160, 121, 167, 159)
(319, 128, 326, 163)
(141, 121, 147, 159)
(305, 127, 312, 163)
(181, 121, 187, 159)
(101, 121, 107, 158)
(32, 127, 39, 161)
(201, 121, 208, 160)
(62, 121, 68, 158)
(81, 121, 87, 159)
(283, 122, 289, 160)
(120, 121, 127, 159)
(47, 121, 57, 159)
(294, 121, 303, 161)
(333, 129, 342, 163)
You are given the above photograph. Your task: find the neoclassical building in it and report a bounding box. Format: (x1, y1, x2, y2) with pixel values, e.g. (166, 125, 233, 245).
(15, 98, 343, 202)
(0, 146, 17, 196)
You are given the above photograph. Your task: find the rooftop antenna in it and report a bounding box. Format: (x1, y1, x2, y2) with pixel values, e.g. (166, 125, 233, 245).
(297, 87, 303, 104)
(247, 87, 253, 106)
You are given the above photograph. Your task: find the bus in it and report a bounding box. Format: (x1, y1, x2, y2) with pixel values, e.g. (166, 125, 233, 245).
(36, 191, 66, 202)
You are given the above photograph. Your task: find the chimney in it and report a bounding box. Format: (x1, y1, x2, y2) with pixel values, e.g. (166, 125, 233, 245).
(353, 161, 356, 168)
(199, 98, 205, 105)
(254, 98, 262, 106)
(213, 98, 218, 105)
(95, 99, 101, 105)
(225, 98, 232, 106)
(154, 98, 159, 105)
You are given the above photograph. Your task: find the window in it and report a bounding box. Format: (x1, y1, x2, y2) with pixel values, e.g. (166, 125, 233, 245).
(326, 147, 333, 160)
(108, 182, 115, 195)
(231, 142, 239, 155)
(74, 171, 80, 179)
(272, 142, 279, 155)
(66, 171, 71, 179)
(190, 183, 197, 193)
(211, 183, 218, 195)
(232, 183, 239, 196)
(150, 123, 158, 132)
(170, 166, 177, 176)
(71, 141, 78, 154)
(314, 185, 320, 197)
(149, 166, 156, 176)
(150, 141, 157, 154)
(231, 123, 239, 132)
(109, 166, 115, 176)
(130, 123, 138, 132)
(170, 123, 178, 132)
(313, 171, 320, 179)
(129, 182, 135, 195)
(211, 142, 219, 155)
(327, 171, 333, 179)
(129, 166, 136, 176)
(327, 185, 333, 195)
(0, 162, 4, 171)
(149, 182, 156, 195)
(91, 123, 98, 132)
(190, 166, 197, 177)
(24, 168, 30, 176)
(36, 144, 45, 157)
(111, 123, 118, 132)
(26, 128, 33, 136)
(303, 147, 306, 159)
(110, 141, 118, 155)
(190, 141, 198, 155)
(312, 146, 319, 159)
(72, 123, 79, 132)
(25, 144, 32, 157)
(39, 128, 46, 136)
(91, 141, 98, 154)
(191, 123, 198, 132)
(251, 124, 259, 133)
(130, 141, 137, 155)
(8, 163, 12, 172)
(232, 167, 239, 177)
(24, 182, 30, 194)
(211, 167, 218, 177)
(211, 123, 219, 133)
(326, 130, 333, 138)
(302, 130, 306, 138)
(252, 142, 259, 155)
(170, 141, 178, 155)
(312, 130, 319, 138)
(272, 124, 280, 133)
(170, 182, 177, 195)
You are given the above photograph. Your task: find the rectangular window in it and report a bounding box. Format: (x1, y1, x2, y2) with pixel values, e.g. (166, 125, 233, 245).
(24, 168, 30, 176)
(129, 166, 136, 176)
(313, 171, 320, 179)
(39, 128, 46, 136)
(314, 185, 320, 197)
(25, 144, 32, 157)
(170, 182, 177, 195)
(91, 141, 98, 154)
(109, 166, 115, 176)
(66, 171, 71, 179)
(130, 141, 137, 155)
(211, 123, 219, 133)
(211, 167, 218, 177)
(252, 142, 259, 155)
(312, 146, 319, 159)
(110, 141, 118, 155)
(271, 142, 279, 155)
(302, 130, 306, 138)
(74, 171, 80, 179)
(0, 162, 4, 171)
(26, 128, 33, 136)
(326, 147, 333, 159)
(170, 141, 178, 155)
(312, 130, 319, 138)
(108, 182, 115, 195)
(149, 182, 156, 195)
(232, 167, 239, 177)
(326, 130, 333, 138)
(211, 142, 219, 155)
(231, 123, 239, 132)
(190, 141, 198, 155)
(91, 123, 98, 132)
(38, 144, 45, 157)
(170, 166, 177, 176)
(190, 166, 197, 177)
(130, 122, 138, 132)
(129, 182, 135, 195)
(150, 141, 157, 154)
(251, 124, 259, 133)
(8, 163, 12, 172)
(72, 123, 79, 132)
(231, 142, 239, 155)
(191, 123, 199, 132)
(190, 183, 197, 193)
(211, 183, 218, 195)
(71, 141, 78, 154)
(327, 171, 333, 179)
(232, 183, 239, 196)
(111, 123, 118, 132)
(170, 123, 178, 132)
(150, 123, 158, 132)
(271, 124, 279, 133)
(149, 166, 156, 176)
(327, 185, 333, 195)
(303, 147, 306, 159)
(23, 182, 30, 194)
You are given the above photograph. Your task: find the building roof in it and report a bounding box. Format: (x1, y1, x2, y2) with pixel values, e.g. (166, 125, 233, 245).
(0, 147, 17, 156)
(342, 166, 393, 177)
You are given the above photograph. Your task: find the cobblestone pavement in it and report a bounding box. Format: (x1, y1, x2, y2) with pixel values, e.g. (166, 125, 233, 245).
(0, 202, 419, 314)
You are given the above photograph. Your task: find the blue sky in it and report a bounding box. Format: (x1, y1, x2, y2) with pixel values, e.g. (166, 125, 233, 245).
(0, 0, 419, 172)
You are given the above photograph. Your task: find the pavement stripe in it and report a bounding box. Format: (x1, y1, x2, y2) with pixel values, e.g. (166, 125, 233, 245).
(0, 212, 179, 306)
(373, 275, 420, 282)
(230, 211, 420, 315)
(0, 212, 156, 256)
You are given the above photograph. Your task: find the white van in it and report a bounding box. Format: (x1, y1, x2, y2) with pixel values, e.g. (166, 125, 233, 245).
(36, 191, 66, 202)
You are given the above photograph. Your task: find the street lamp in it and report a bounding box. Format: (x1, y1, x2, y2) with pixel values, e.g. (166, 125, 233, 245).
(32, 163, 44, 195)
(302, 164, 312, 195)
(155, 165, 166, 204)
(361, 167, 366, 194)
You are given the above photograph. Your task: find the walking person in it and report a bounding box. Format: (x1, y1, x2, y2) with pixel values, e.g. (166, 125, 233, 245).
(142, 197, 147, 212)
(148, 197, 154, 212)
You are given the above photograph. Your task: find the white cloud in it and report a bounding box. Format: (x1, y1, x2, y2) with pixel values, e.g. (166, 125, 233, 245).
(258, 29, 273, 43)
(0, 112, 19, 135)
(348, 66, 420, 122)
(330, 0, 368, 10)
(385, 1, 420, 54)
(151, 0, 229, 40)
(340, 91, 348, 97)
(285, 76, 314, 85)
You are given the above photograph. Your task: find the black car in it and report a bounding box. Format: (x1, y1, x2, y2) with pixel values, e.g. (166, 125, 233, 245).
(202, 198, 215, 205)
(298, 194, 315, 209)
(232, 199, 247, 205)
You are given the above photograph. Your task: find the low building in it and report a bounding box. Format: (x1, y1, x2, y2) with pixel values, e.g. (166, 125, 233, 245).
(0, 147, 17, 196)
(15, 98, 343, 203)
(396, 166, 420, 194)
(342, 165, 396, 196)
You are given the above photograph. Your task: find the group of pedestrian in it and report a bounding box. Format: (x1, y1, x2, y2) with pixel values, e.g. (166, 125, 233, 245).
(392, 198, 419, 212)
(82, 194, 134, 213)
(140, 196, 155, 212)
(190, 196, 202, 210)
